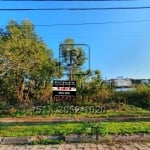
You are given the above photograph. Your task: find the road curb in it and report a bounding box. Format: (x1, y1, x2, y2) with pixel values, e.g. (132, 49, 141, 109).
(0, 133, 150, 145)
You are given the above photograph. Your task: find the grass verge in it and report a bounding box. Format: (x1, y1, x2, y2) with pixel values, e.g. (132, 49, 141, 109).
(0, 121, 150, 137)
(0, 104, 150, 118)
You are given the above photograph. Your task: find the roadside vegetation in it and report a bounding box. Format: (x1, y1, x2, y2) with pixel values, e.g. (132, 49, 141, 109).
(0, 122, 150, 137)
(0, 20, 150, 117)
(0, 103, 149, 118)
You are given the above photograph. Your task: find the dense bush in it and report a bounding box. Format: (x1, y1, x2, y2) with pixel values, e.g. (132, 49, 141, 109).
(114, 84, 150, 109)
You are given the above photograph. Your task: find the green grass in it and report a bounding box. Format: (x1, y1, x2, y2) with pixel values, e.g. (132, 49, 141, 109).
(0, 122, 150, 137)
(0, 103, 149, 118)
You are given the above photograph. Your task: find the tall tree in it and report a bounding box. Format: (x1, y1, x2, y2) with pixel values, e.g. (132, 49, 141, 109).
(59, 38, 110, 104)
(0, 20, 60, 105)
(59, 38, 86, 80)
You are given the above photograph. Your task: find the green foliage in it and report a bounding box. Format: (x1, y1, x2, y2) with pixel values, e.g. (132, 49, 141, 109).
(114, 84, 150, 109)
(0, 20, 60, 104)
(60, 38, 87, 80)
(0, 122, 150, 137)
(0, 102, 149, 117)
(0, 20, 150, 111)
(76, 70, 111, 104)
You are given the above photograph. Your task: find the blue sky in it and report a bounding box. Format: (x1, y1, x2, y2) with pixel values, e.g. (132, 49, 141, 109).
(1, 0, 150, 79)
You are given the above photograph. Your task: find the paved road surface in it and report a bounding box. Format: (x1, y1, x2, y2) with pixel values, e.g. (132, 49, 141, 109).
(1, 143, 150, 150)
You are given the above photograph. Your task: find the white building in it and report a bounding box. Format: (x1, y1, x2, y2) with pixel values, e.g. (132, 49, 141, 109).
(113, 77, 134, 92)
(114, 77, 132, 87)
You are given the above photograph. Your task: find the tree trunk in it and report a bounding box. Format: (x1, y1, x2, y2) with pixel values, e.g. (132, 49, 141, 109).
(17, 82, 25, 104)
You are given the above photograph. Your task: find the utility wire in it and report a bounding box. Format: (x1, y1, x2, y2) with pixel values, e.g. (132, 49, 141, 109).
(0, 19, 150, 27)
(0, 6, 150, 11)
(35, 19, 150, 26)
(0, 0, 136, 1)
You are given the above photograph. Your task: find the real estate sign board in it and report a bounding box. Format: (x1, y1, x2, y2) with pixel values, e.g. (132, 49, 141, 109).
(52, 80, 76, 97)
